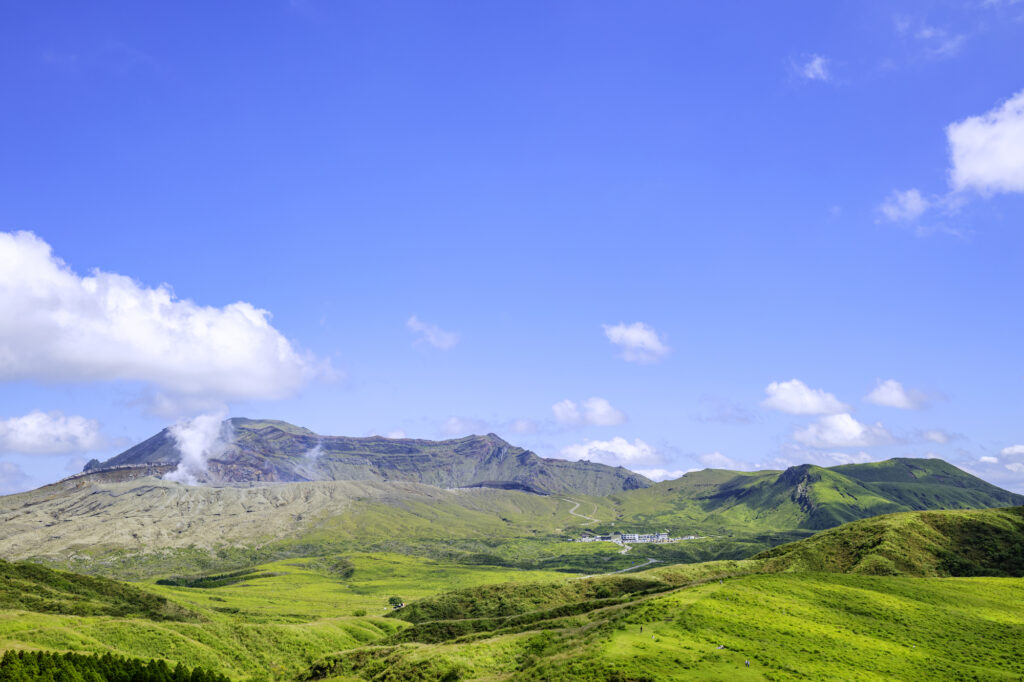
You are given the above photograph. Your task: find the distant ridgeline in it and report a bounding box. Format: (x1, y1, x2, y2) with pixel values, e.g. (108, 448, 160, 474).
(81, 418, 652, 496)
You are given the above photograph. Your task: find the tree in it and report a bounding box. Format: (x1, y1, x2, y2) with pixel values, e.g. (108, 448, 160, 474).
(388, 596, 403, 608)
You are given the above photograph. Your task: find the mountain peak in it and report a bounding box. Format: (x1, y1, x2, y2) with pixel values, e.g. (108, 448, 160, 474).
(82, 419, 650, 496)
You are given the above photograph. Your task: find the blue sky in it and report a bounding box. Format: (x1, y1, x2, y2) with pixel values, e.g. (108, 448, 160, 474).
(1, 1, 1023, 493)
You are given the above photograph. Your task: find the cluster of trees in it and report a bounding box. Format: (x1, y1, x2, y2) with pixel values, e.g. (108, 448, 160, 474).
(155, 568, 259, 589)
(0, 650, 230, 682)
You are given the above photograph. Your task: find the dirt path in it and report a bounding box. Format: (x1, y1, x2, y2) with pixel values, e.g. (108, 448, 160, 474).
(577, 557, 660, 579)
(562, 498, 600, 525)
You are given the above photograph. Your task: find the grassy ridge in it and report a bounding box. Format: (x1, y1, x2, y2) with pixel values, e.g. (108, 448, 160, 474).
(0, 559, 192, 621)
(303, 506, 1024, 679)
(308, 573, 1024, 681)
(758, 506, 1024, 576)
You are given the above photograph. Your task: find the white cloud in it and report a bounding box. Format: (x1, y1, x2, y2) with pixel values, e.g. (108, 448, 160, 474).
(635, 468, 691, 481)
(819, 451, 875, 465)
(0, 232, 322, 414)
(602, 322, 670, 363)
(552, 397, 626, 427)
(0, 411, 105, 454)
(698, 451, 750, 470)
(793, 413, 893, 449)
(797, 54, 830, 81)
(552, 400, 581, 425)
(980, 456, 999, 464)
(865, 379, 928, 409)
(921, 429, 954, 444)
(879, 189, 930, 221)
(406, 315, 459, 350)
(948, 89, 1024, 195)
(1001, 444, 1024, 456)
(384, 430, 406, 439)
(561, 437, 659, 468)
(1007, 462, 1024, 474)
(761, 379, 849, 415)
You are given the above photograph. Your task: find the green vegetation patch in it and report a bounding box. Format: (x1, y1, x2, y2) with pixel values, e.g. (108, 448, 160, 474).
(758, 506, 1024, 576)
(0, 649, 230, 682)
(0, 559, 192, 621)
(155, 568, 283, 589)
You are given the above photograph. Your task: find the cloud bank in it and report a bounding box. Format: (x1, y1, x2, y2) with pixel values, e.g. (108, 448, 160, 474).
(0, 231, 322, 414)
(561, 437, 659, 468)
(0, 411, 105, 454)
(793, 413, 893, 449)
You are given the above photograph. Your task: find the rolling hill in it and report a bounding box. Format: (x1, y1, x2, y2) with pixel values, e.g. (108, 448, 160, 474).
(610, 457, 1024, 534)
(303, 506, 1024, 681)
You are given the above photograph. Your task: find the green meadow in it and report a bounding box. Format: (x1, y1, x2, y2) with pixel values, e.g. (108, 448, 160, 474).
(0, 552, 572, 680)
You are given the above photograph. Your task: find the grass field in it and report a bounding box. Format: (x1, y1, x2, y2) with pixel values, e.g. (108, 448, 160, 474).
(310, 573, 1024, 681)
(0, 552, 575, 680)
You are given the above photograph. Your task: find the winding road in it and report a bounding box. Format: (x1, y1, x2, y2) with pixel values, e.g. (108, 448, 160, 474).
(562, 498, 600, 525)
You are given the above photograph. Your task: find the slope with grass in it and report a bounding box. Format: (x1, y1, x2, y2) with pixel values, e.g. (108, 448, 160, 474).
(0, 559, 192, 621)
(757, 505, 1024, 576)
(0, 551, 580, 680)
(608, 458, 1024, 538)
(305, 507, 1024, 680)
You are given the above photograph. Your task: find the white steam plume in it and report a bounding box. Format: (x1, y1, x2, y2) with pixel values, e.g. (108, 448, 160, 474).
(304, 440, 323, 460)
(165, 412, 232, 485)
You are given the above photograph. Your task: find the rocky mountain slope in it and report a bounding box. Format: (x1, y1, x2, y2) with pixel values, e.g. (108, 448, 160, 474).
(84, 418, 650, 497)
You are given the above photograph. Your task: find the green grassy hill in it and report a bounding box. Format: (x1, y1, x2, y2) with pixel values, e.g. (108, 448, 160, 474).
(757, 505, 1024, 576)
(0, 559, 192, 620)
(307, 571, 1024, 681)
(304, 506, 1024, 680)
(3, 507, 1024, 680)
(609, 457, 1024, 537)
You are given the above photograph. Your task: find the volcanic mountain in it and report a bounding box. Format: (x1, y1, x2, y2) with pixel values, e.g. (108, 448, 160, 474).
(82, 418, 652, 496)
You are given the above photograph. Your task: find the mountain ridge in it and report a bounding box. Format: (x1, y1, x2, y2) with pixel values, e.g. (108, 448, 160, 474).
(87, 417, 651, 497)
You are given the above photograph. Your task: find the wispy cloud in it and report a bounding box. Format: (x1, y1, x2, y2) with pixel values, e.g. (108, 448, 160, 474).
(603, 322, 670, 363)
(864, 379, 929, 409)
(795, 54, 830, 81)
(407, 315, 459, 350)
(552, 397, 627, 427)
(879, 189, 930, 222)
